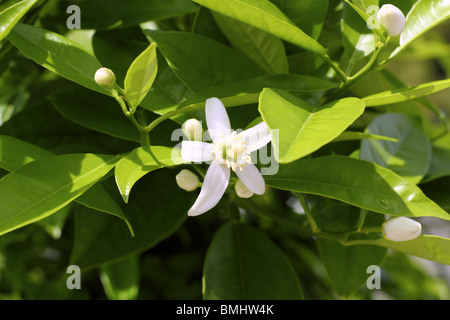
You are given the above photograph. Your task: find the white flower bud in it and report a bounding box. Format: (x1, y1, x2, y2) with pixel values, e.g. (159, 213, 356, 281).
(382, 217, 422, 242)
(377, 4, 406, 36)
(176, 169, 199, 192)
(182, 118, 204, 141)
(234, 179, 254, 199)
(94, 67, 116, 88)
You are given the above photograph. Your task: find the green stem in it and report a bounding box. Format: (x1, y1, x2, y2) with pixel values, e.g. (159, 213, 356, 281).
(115, 94, 151, 146)
(326, 44, 383, 103)
(320, 54, 348, 84)
(145, 104, 205, 134)
(295, 193, 319, 233)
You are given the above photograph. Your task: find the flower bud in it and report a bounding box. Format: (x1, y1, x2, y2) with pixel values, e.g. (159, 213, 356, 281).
(94, 67, 116, 88)
(377, 4, 406, 36)
(176, 169, 199, 192)
(234, 179, 254, 199)
(382, 217, 422, 242)
(182, 119, 204, 141)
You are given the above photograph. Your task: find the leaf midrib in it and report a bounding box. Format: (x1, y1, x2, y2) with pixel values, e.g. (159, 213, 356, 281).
(0, 156, 118, 228)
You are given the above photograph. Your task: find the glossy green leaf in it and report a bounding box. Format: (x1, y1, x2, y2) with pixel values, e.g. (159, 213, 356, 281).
(191, 0, 326, 55)
(203, 223, 303, 300)
(362, 78, 450, 107)
(115, 146, 182, 203)
(0, 134, 53, 172)
(212, 12, 289, 74)
(318, 238, 387, 296)
(0, 0, 37, 42)
(174, 74, 338, 111)
(8, 23, 112, 96)
(100, 256, 139, 300)
(423, 146, 450, 183)
(46, 0, 198, 30)
(0, 153, 120, 235)
(76, 184, 134, 236)
(389, 0, 450, 60)
(145, 30, 264, 92)
(0, 134, 132, 233)
(346, 235, 450, 265)
(259, 88, 365, 163)
(71, 170, 191, 268)
(265, 155, 450, 221)
(124, 43, 158, 111)
(271, 0, 329, 40)
(360, 114, 432, 184)
(334, 131, 399, 142)
(49, 86, 176, 146)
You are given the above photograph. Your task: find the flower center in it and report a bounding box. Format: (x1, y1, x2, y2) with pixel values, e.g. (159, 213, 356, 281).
(213, 131, 252, 171)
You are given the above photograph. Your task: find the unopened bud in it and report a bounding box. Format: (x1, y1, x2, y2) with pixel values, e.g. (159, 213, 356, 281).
(234, 179, 254, 199)
(182, 119, 204, 141)
(176, 169, 199, 192)
(377, 4, 406, 36)
(382, 217, 422, 242)
(95, 67, 116, 88)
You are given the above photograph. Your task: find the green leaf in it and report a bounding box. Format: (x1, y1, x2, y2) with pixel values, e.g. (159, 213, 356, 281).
(47, 0, 198, 30)
(389, 0, 450, 60)
(315, 203, 387, 297)
(124, 43, 158, 111)
(265, 155, 450, 221)
(100, 256, 139, 300)
(258, 88, 365, 163)
(360, 114, 432, 184)
(362, 78, 450, 107)
(115, 146, 182, 203)
(71, 169, 191, 268)
(49, 85, 177, 146)
(318, 238, 386, 296)
(175, 74, 338, 112)
(0, 0, 37, 42)
(423, 146, 450, 183)
(271, 0, 329, 40)
(7, 23, 112, 96)
(49, 87, 139, 142)
(203, 223, 304, 300)
(191, 0, 326, 55)
(0, 153, 120, 235)
(145, 30, 264, 92)
(76, 184, 134, 236)
(0, 134, 53, 172)
(346, 235, 450, 265)
(212, 12, 289, 74)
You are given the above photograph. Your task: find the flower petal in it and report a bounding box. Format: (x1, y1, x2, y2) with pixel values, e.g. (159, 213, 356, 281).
(188, 162, 230, 216)
(240, 121, 271, 152)
(181, 141, 214, 163)
(205, 97, 231, 143)
(235, 163, 265, 195)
